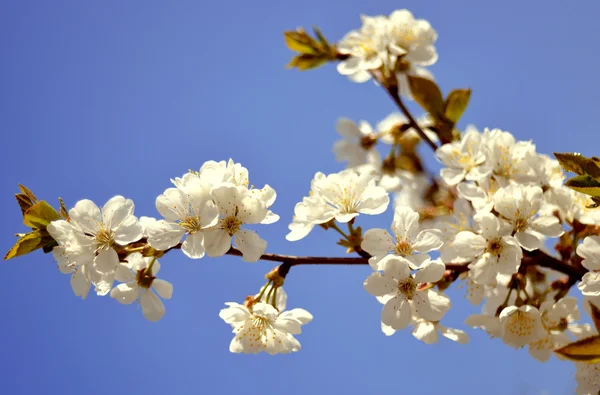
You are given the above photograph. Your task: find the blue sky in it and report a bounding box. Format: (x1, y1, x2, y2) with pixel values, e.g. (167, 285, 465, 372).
(1, 1, 598, 394)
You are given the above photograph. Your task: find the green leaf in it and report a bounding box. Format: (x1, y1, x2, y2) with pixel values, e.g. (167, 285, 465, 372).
(444, 89, 471, 124)
(407, 76, 445, 120)
(313, 26, 330, 50)
(4, 230, 53, 260)
(286, 54, 329, 70)
(18, 184, 37, 202)
(554, 152, 600, 179)
(23, 200, 61, 229)
(554, 336, 600, 363)
(15, 193, 35, 215)
(284, 29, 318, 55)
(565, 175, 600, 198)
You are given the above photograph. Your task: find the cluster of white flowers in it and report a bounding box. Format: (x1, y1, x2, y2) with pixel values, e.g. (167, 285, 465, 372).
(360, 207, 462, 342)
(337, 10, 438, 97)
(286, 168, 390, 241)
(219, 287, 313, 355)
(48, 159, 282, 321)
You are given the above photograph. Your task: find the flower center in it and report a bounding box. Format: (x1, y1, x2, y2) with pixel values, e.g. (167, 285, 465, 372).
(337, 187, 360, 213)
(487, 238, 503, 256)
(360, 135, 377, 150)
(95, 226, 114, 250)
(398, 278, 416, 299)
(179, 215, 202, 234)
(505, 310, 535, 337)
(136, 268, 155, 289)
(514, 217, 528, 232)
(222, 215, 242, 236)
(394, 240, 413, 257)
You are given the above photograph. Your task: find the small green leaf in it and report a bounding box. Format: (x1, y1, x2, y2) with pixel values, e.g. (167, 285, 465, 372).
(15, 193, 35, 215)
(59, 197, 69, 219)
(313, 26, 330, 50)
(4, 230, 50, 260)
(554, 152, 600, 179)
(444, 89, 471, 124)
(407, 76, 445, 120)
(284, 29, 318, 55)
(23, 201, 61, 229)
(18, 184, 38, 202)
(554, 336, 600, 363)
(286, 53, 329, 70)
(565, 175, 600, 198)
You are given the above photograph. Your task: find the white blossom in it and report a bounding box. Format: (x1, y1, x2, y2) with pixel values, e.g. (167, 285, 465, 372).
(436, 127, 490, 186)
(527, 297, 580, 362)
(308, 169, 389, 223)
(48, 196, 143, 295)
(482, 129, 537, 185)
(48, 219, 97, 299)
(364, 256, 450, 330)
(219, 302, 312, 355)
(498, 305, 545, 349)
(493, 184, 563, 251)
(333, 118, 380, 168)
(147, 174, 219, 259)
(362, 206, 442, 269)
(336, 15, 390, 83)
(542, 186, 600, 226)
(453, 212, 522, 284)
(110, 253, 173, 322)
(204, 185, 269, 262)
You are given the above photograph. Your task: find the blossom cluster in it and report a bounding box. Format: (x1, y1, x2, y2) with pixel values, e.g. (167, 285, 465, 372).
(47, 159, 282, 321)
(336, 10, 438, 97)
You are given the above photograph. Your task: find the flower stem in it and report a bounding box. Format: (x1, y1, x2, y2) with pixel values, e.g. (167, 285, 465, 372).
(330, 222, 350, 240)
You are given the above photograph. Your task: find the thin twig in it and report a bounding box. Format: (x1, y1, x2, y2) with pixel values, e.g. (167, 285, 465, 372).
(385, 85, 438, 151)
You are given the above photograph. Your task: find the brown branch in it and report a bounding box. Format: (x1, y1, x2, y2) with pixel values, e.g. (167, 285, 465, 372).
(522, 249, 586, 279)
(225, 247, 369, 266)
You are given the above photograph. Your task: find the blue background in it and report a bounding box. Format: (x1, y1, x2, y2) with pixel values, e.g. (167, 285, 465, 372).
(0, 1, 596, 394)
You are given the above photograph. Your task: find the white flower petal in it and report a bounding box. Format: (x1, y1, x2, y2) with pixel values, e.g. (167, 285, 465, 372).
(102, 196, 134, 230)
(110, 281, 140, 304)
(361, 229, 394, 256)
(94, 248, 119, 275)
(204, 228, 232, 257)
(141, 290, 166, 322)
(414, 258, 445, 283)
(382, 296, 412, 330)
(152, 279, 173, 299)
(181, 232, 206, 259)
(414, 289, 451, 321)
(412, 229, 443, 253)
(235, 229, 267, 262)
(147, 220, 186, 251)
(364, 272, 398, 296)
